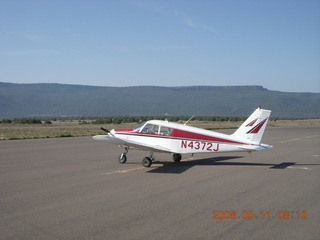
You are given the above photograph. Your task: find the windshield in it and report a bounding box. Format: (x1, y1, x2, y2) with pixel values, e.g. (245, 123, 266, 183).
(133, 122, 173, 136)
(133, 122, 146, 132)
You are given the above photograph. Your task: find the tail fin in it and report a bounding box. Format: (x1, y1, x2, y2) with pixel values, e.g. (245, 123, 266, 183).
(232, 107, 271, 145)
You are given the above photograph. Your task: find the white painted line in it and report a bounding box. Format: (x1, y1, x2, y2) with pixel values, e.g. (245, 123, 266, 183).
(280, 138, 300, 143)
(304, 135, 319, 139)
(101, 166, 145, 175)
(280, 135, 319, 144)
(287, 166, 312, 170)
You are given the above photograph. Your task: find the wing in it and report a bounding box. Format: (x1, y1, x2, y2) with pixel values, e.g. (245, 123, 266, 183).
(119, 138, 172, 153)
(93, 134, 171, 153)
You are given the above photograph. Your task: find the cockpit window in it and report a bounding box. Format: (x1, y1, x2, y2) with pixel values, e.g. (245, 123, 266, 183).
(159, 126, 172, 135)
(141, 124, 159, 134)
(140, 123, 172, 136)
(133, 122, 146, 132)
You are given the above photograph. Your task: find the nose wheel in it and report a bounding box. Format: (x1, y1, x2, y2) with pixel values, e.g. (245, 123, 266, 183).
(118, 153, 127, 163)
(118, 147, 129, 164)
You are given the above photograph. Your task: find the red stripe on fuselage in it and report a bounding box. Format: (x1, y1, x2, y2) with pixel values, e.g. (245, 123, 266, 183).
(114, 129, 134, 132)
(171, 129, 246, 145)
(114, 128, 247, 145)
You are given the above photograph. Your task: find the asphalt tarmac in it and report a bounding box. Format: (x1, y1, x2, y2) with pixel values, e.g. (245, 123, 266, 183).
(1, 127, 319, 240)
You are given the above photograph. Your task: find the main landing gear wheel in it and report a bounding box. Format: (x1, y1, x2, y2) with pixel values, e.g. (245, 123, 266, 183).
(142, 157, 152, 167)
(118, 154, 127, 164)
(173, 153, 182, 162)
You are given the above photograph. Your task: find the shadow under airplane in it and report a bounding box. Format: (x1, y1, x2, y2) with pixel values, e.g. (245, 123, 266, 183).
(146, 156, 320, 174)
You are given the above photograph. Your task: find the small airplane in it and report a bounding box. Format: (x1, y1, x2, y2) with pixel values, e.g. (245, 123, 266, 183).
(93, 107, 272, 167)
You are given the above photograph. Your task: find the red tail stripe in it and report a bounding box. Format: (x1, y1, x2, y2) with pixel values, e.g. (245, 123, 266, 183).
(246, 118, 258, 127)
(247, 118, 268, 134)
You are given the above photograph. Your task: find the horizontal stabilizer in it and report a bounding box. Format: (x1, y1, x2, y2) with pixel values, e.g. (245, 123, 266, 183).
(237, 144, 273, 152)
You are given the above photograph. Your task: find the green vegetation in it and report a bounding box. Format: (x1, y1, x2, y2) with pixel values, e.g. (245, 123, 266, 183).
(12, 119, 42, 124)
(0, 119, 12, 123)
(1, 116, 316, 126)
(0, 115, 254, 126)
(0, 118, 52, 124)
(58, 134, 73, 137)
(1, 117, 319, 141)
(90, 115, 247, 125)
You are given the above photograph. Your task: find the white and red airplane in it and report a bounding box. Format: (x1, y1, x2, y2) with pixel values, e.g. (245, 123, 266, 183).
(93, 107, 272, 167)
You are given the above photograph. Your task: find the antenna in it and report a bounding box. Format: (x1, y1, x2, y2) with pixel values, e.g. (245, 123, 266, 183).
(184, 115, 195, 125)
(165, 113, 168, 122)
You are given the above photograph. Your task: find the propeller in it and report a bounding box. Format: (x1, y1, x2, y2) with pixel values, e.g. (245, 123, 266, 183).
(100, 127, 110, 133)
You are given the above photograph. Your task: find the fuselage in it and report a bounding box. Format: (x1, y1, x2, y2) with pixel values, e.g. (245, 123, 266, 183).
(93, 120, 265, 154)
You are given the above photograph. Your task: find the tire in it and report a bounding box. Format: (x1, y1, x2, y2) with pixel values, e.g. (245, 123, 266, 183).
(142, 157, 152, 167)
(119, 154, 127, 164)
(172, 153, 182, 162)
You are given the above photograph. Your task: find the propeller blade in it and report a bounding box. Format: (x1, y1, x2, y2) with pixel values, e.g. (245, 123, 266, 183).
(100, 127, 110, 133)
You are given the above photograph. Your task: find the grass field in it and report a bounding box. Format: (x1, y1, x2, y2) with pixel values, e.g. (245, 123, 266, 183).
(0, 119, 319, 140)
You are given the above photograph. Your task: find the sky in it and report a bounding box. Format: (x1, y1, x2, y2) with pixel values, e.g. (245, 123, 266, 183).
(0, 0, 319, 92)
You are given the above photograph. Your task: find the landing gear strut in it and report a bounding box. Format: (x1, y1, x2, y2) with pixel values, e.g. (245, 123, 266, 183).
(118, 147, 128, 164)
(118, 148, 155, 167)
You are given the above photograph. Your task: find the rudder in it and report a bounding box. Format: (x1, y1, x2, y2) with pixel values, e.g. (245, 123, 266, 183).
(232, 107, 271, 144)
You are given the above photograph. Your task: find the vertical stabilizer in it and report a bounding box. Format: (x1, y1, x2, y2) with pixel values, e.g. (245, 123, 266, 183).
(232, 107, 271, 144)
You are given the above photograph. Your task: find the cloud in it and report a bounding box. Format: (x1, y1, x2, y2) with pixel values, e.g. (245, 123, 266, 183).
(132, 1, 218, 34)
(143, 45, 189, 51)
(1, 49, 59, 56)
(104, 45, 189, 53)
(173, 10, 217, 34)
(8, 30, 51, 41)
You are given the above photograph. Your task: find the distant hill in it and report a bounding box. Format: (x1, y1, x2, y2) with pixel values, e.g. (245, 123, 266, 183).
(0, 82, 319, 118)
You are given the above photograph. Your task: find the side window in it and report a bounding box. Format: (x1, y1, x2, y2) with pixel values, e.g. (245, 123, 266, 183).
(141, 124, 159, 134)
(159, 126, 172, 136)
(141, 124, 173, 136)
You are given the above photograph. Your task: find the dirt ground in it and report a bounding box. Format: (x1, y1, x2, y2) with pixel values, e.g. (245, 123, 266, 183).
(0, 119, 319, 140)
